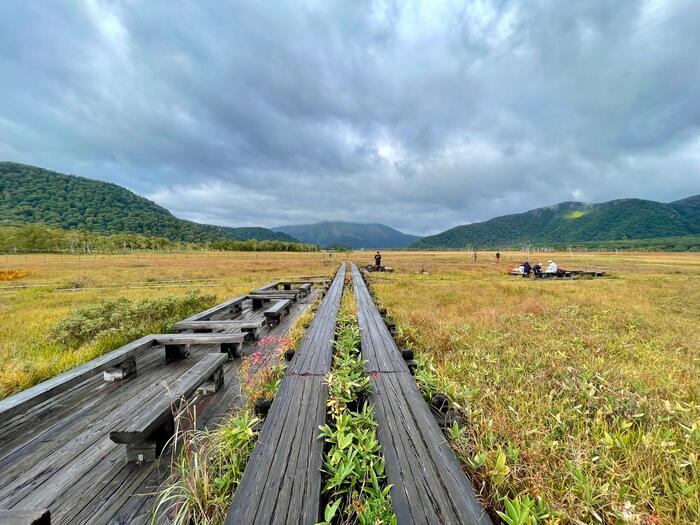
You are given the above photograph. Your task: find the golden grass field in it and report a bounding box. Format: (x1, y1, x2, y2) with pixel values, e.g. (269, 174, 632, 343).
(0, 251, 335, 398)
(1, 250, 698, 523)
(359, 251, 700, 524)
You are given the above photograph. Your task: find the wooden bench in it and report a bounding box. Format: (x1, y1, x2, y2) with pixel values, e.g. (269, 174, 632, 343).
(251, 281, 281, 293)
(351, 264, 492, 525)
(109, 353, 227, 462)
(277, 281, 313, 296)
(154, 333, 246, 359)
(0, 509, 50, 525)
(263, 299, 291, 327)
(173, 319, 265, 339)
(226, 264, 346, 524)
(179, 295, 246, 323)
(248, 291, 299, 308)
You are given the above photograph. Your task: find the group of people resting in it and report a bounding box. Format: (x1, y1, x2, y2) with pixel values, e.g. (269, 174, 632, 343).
(518, 260, 561, 277)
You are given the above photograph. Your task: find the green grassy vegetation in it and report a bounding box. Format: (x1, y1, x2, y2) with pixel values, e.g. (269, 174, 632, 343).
(319, 295, 396, 525)
(0, 162, 299, 243)
(49, 292, 216, 347)
(566, 235, 700, 252)
(365, 251, 700, 524)
(1, 291, 215, 399)
(152, 411, 261, 525)
(0, 251, 334, 398)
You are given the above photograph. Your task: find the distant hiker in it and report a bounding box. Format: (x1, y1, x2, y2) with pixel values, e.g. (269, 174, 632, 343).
(522, 261, 532, 277)
(375, 251, 382, 269)
(496, 251, 501, 263)
(546, 260, 558, 273)
(473, 250, 477, 262)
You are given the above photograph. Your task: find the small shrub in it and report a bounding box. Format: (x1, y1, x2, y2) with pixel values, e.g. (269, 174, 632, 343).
(49, 291, 216, 348)
(241, 348, 286, 404)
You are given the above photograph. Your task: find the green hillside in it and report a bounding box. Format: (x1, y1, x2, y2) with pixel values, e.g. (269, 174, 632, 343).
(0, 162, 298, 243)
(273, 221, 420, 248)
(411, 196, 700, 249)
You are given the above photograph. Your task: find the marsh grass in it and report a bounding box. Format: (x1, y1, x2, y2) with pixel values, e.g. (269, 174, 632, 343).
(363, 252, 700, 524)
(151, 408, 260, 525)
(0, 251, 333, 398)
(0, 291, 216, 398)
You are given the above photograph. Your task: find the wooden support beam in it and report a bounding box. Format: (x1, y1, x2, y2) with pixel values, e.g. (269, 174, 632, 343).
(103, 357, 137, 382)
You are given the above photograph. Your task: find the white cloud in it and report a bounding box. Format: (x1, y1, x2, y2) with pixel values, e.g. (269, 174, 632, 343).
(0, 0, 698, 235)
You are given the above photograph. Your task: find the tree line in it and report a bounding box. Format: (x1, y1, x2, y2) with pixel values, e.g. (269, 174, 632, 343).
(0, 224, 319, 253)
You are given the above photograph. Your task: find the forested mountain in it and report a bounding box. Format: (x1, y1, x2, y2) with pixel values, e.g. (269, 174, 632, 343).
(411, 196, 700, 249)
(273, 221, 420, 248)
(0, 163, 298, 243)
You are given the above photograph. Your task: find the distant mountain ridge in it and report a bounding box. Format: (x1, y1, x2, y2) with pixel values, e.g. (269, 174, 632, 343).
(273, 221, 420, 248)
(411, 195, 700, 249)
(0, 162, 299, 243)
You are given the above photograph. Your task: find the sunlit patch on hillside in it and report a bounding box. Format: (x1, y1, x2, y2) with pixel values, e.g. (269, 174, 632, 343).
(565, 210, 587, 219)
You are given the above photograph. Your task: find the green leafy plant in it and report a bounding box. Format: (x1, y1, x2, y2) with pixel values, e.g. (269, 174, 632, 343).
(497, 495, 550, 525)
(319, 296, 396, 525)
(152, 410, 260, 524)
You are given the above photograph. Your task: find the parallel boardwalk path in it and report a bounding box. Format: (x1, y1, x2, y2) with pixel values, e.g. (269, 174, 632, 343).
(351, 263, 492, 525)
(0, 281, 322, 524)
(225, 263, 346, 525)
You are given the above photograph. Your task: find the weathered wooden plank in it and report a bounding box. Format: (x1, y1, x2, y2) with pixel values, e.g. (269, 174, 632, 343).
(0, 336, 157, 422)
(288, 263, 346, 375)
(252, 281, 282, 293)
(0, 509, 50, 525)
(153, 333, 245, 345)
(263, 299, 291, 327)
(264, 299, 291, 316)
(248, 291, 299, 300)
(173, 319, 265, 332)
(225, 264, 345, 525)
(351, 263, 492, 525)
(226, 376, 327, 525)
(110, 353, 227, 444)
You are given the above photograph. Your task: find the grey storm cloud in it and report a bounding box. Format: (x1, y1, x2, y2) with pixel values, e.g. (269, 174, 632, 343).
(1, 0, 699, 235)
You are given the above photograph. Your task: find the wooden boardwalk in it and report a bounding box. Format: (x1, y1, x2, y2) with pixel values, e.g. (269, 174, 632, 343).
(225, 263, 346, 525)
(351, 263, 492, 525)
(1, 263, 494, 524)
(0, 286, 321, 524)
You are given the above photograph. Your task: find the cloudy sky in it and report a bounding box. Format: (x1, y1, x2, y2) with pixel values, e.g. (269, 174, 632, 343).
(1, 0, 699, 235)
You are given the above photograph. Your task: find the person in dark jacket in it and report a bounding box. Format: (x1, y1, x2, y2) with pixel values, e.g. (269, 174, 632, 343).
(496, 251, 501, 263)
(533, 262, 543, 277)
(374, 251, 381, 269)
(522, 261, 532, 277)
